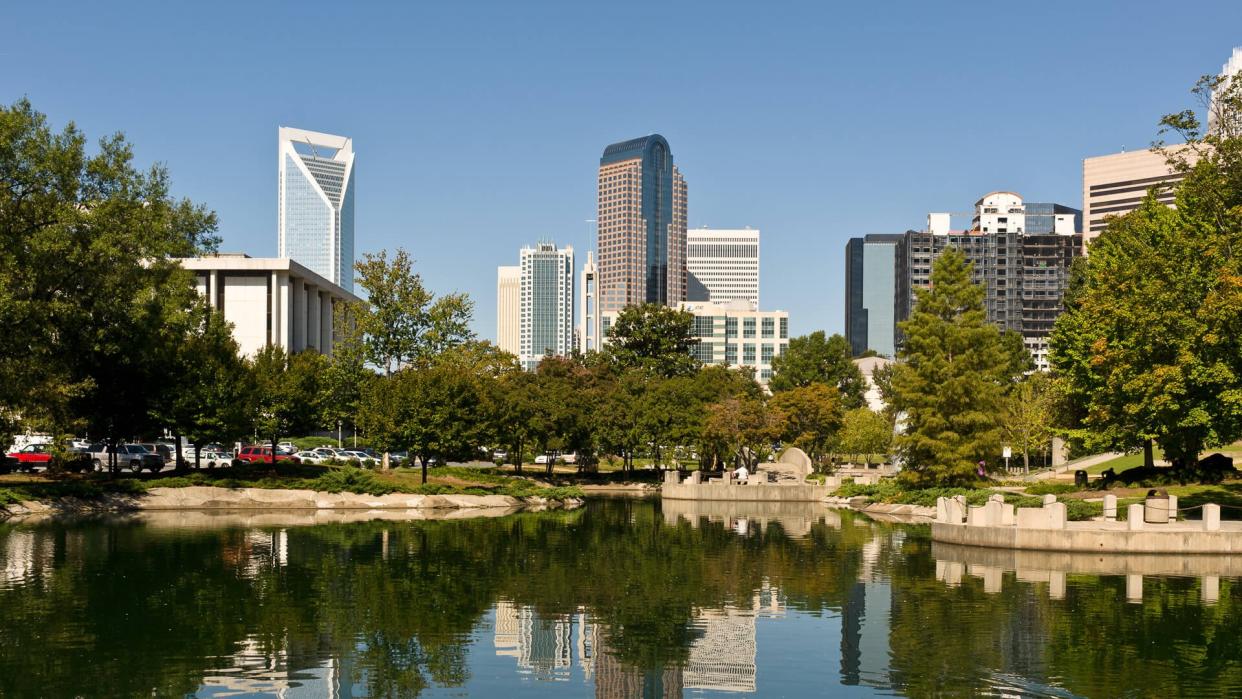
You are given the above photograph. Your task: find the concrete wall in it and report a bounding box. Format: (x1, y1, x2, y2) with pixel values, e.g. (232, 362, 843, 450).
(931, 521, 1242, 554)
(662, 483, 832, 503)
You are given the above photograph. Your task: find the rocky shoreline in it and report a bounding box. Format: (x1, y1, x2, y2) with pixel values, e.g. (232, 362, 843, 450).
(1, 485, 584, 521)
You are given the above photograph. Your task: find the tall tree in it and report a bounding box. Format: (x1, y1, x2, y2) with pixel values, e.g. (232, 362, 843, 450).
(702, 396, 780, 470)
(353, 248, 474, 374)
(999, 372, 1055, 473)
(768, 331, 866, 408)
(769, 383, 844, 465)
(321, 301, 372, 444)
(605, 303, 700, 378)
(837, 407, 892, 466)
(892, 247, 1020, 485)
(249, 346, 326, 469)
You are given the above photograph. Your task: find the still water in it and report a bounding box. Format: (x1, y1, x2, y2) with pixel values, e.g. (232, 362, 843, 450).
(1, 498, 1240, 698)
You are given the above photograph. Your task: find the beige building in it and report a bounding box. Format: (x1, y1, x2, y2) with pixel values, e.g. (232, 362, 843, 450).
(496, 265, 520, 356)
(180, 254, 363, 358)
(1082, 148, 1187, 251)
(597, 134, 687, 314)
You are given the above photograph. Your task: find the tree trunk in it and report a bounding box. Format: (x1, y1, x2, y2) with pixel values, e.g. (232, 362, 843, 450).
(271, 436, 281, 475)
(194, 442, 202, 470)
(174, 432, 185, 473)
(420, 456, 428, 484)
(1144, 439, 1155, 469)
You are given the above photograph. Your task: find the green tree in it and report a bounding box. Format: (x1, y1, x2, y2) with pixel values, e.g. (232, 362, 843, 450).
(353, 248, 474, 374)
(321, 301, 372, 444)
(999, 372, 1055, 473)
(892, 248, 1020, 485)
(837, 407, 892, 466)
(770, 383, 844, 465)
(249, 346, 326, 468)
(1050, 76, 1242, 471)
(0, 99, 218, 463)
(769, 331, 866, 408)
(605, 303, 700, 378)
(528, 356, 597, 476)
(702, 396, 780, 470)
(596, 368, 646, 472)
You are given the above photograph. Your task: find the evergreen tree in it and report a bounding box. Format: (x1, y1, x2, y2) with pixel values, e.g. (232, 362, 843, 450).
(892, 247, 1019, 485)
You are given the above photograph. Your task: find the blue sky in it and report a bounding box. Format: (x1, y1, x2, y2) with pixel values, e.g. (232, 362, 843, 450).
(5, 1, 1240, 339)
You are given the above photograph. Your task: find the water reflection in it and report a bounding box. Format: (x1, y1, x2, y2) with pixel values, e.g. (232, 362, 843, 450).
(1, 500, 1241, 697)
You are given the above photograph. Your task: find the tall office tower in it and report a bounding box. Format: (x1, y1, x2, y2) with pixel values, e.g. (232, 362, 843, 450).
(496, 265, 521, 356)
(519, 242, 574, 370)
(278, 127, 356, 291)
(909, 192, 1081, 370)
(844, 234, 908, 358)
(1081, 147, 1193, 252)
(579, 252, 600, 353)
(1209, 46, 1242, 135)
(596, 134, 687, 314)
(687, 228, 760, 306)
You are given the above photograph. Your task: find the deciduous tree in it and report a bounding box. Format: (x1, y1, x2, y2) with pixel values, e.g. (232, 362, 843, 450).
(769, 331, 865, 408)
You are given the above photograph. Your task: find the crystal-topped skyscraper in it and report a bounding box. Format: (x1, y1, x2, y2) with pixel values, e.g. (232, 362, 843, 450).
(278, 127, 355, 291)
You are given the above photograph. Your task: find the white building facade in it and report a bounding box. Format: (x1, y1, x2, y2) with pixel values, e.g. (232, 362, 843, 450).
(496, 265, 520, 356)
(686, 228, 760, 306)
(277, 127, 355, 292)
(578, 251, 601, 354)
(180, 254, 363, 358)
(519, 243, 574, 370)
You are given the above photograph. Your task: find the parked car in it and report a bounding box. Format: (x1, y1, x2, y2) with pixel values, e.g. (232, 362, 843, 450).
(138, 443, 173, 465)
(200, 450, 234, 469)
(534, 454, 549, 465)
(277, 442, 296, 454)
(293, 451, 326, 465)
(339, 450, 372, 462)
(235, 446, 300, 465)
(87, 444, 164, 473)
(313, 447, 341, 460)
(7, 443, 53, 472)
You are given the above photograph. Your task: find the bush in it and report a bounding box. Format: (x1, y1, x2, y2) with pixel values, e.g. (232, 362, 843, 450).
(1025, 482, 1080, 496)
(310, 468, 398, 496)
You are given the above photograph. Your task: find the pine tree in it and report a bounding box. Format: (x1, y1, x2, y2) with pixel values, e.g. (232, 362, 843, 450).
(892, 247, 1018, 485)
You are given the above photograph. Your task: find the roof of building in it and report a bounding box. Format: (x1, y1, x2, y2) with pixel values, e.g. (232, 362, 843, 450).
(600, 134, 670, 165)
(178, 255, 364, 303)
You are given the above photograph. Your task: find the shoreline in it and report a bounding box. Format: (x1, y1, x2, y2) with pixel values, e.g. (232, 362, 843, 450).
(1, 485, 583, 522)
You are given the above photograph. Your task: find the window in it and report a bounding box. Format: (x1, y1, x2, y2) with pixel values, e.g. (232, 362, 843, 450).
(725, 317, 737, 338)
(761, 317, 774, 338)
(743, 318, 756, 338)
(725, 343, 738, 365)
(743, 343, 756, 364)
(761, 344, 774, 363)
(779, 317, 788, 339)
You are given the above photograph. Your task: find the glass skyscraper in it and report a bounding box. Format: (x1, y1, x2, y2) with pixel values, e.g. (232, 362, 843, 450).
(519, 242, 574, 371)
(597, 134, 687, 313)
(278, 127, 355, 292)
(845, 234, 908, 358)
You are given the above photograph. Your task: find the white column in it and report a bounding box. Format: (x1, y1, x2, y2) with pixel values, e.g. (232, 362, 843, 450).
(307, 286, 320, 351)
(270, 271, 280, 348)
(320, 294, 333, 356)
(293, 278, 307, 352)
(273, 272, 291, 350)
(209, 270, 220, 308)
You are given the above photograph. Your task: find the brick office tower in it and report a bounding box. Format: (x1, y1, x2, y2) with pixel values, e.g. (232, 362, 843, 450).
(596, 135, 687, 320)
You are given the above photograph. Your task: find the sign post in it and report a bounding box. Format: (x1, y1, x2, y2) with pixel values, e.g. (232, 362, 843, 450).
(1003, 446, 1012, 473)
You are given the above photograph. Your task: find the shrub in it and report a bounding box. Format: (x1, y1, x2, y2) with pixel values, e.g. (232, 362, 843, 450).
(1025, 482, 1080, 496)
(310, 469, 398, 496)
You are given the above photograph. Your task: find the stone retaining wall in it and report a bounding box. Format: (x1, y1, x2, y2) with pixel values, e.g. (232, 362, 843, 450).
(661, 482, 832, 503)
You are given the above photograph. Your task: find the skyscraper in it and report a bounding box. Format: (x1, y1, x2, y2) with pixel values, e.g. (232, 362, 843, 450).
(519, 242, 574, 370)
(1209, 46, 1242, 135)
(687, 228, 760, 306)
(596, 134, 687, 314)
(278, 127, 356, 291)
(579, 252, 600, 354)
(844, 234, 908, 358)
(496, 265, 520, 356)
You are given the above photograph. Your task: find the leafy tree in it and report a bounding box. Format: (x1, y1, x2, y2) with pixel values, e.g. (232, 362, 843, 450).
(489, 368, 538, 474)
(596, 368, 646, 472)
(249, 346, 326, 469)
(891, 247, 1020, 485)
(528, 356, 597, 475)
(702, 396, 780, 470)
(769, 383, 844, 465)
(354, 248, 474, 374)
(605, 303, 699, 378)
(0, 99, 218, 464)
(639, 375, 701, 470)
(1050, 75, 1242, 471)
(769, 331, 866, 408)
(837, 407, 892, 466)
(999, 372, 1055, 472)
(321, 301, 371, 444)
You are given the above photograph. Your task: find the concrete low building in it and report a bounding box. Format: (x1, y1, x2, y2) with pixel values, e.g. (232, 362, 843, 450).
(179, 253, 363, 357)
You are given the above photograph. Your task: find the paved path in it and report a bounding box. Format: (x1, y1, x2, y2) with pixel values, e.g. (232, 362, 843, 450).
(1022, 452, 1123, 482)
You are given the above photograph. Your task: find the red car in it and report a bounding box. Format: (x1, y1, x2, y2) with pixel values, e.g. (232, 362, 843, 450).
(234, 446, 300, 465)
(6, 443, 53, 472)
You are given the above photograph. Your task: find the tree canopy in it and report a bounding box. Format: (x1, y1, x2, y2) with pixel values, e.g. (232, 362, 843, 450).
(605, 303, 700, 378)
(769, 331, 865, 408)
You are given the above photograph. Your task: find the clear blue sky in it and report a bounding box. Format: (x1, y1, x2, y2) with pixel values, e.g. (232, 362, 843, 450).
(5, 1, 1240, 338)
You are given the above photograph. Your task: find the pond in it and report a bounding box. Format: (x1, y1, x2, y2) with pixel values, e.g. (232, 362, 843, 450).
(1, 498, 1240, 698)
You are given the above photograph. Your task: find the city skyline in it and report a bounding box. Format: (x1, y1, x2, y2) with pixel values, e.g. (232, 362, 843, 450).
(7, 2, 1241, 341)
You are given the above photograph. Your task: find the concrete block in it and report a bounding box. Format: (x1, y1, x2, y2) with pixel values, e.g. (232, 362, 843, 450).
(967, 505, 992, 527)
(1016, 507, 1049, 529)
(1000, 503, 1015, 526)
(945, 498, 966, 524)
(1203, 504, 1221, 531)
(1167, 494, 1178, 523)
(1203, 575, 1220, 605)
(664, 471, 680, 485)
(1045, 502, 1067, 530)
(1128, 503, 1145, 530)
(984, 500, 1004, 526)
(953, 494, 967, 510)
(1102, 494, 1117, 521)
(1042, 494, 1057, 506)
(989, 493, 1005, 503)
(687, 471, 701, 485)
(935, 497, 949, 523)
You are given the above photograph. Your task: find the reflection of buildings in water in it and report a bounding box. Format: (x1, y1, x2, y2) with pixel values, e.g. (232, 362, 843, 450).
(493, 601, 590, 681)
(2, 531, 44, 586)
(661, 499, 841, 538)
(594, 638, 683, 699)
(839, 580, 894, 690)
(198, 636, 357, 699)
(241, 529, 289, 578)
(683, 582, 785, 693)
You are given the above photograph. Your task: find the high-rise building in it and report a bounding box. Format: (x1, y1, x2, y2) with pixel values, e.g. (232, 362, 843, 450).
(910, 192, 1081, 370)
(596, 135, 687, 314)
(579, 252, 601, 354)
(844, 234, 908, 358)
(1209, 46, 1242, 135)
(277, 127, 356, 292)
(518, 242, 574, 370)
(1081, 147, 1190, 252)
(687, 228, 760, 306)
(497, 265, 520, 356)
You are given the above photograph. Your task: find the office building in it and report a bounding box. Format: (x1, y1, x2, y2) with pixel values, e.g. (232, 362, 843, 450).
(180, 254, 363, 358)
(579, 252, 601, 354)
(598, 300, 790, 387)
(687, 228, 760, 306)
(1209, 46, 1242, 135)
(844, 234, 908, 357)
(910, 192, 1081, 371)
(1081, 147, 1191, 251)
(496, 266, 520, 356)
(277, 127, 356, 291)
(596, 135, 687, 314)
(519, 242, 574, 370)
